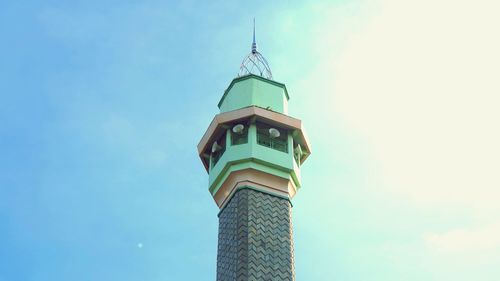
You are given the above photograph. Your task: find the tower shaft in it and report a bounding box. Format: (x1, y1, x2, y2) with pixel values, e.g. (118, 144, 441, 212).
(197, 28, 311, 281)
(217, 188, 294, 281)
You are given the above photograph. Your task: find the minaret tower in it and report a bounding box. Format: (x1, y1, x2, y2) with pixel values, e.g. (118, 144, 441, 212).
(197, 22, 311, 281)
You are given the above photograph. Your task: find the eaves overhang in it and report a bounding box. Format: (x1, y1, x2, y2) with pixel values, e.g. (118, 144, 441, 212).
(197, 106, 311, 171)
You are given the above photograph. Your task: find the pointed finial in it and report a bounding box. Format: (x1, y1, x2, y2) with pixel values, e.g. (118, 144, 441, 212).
(239, 18, 273, 79)
(252, 18, 257, 54)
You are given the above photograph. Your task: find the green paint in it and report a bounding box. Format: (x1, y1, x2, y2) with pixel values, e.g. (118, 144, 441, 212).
(205, 74, 308, 202)
(209, 160, 294, 195)
(218, 75, 289, 114)
(208, 124, 302, 195)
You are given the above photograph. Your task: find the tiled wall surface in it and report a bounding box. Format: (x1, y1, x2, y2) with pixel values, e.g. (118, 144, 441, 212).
(216, 188, 294, 281)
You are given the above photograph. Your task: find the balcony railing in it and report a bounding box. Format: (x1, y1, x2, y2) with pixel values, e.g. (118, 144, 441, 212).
(257, 133, 288, 153)
(294, 152, 300, 166)
(231, 132, 248, 145)
(211, 151, 223, 167)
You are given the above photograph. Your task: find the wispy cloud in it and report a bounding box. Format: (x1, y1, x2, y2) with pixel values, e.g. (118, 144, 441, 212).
(282, 0, 500, 279)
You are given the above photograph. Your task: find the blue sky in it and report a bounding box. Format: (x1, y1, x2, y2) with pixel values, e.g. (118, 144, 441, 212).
(1, 0, 500, 280)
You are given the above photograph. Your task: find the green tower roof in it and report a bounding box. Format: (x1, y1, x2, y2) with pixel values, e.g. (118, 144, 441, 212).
(218, 74, 290, 114)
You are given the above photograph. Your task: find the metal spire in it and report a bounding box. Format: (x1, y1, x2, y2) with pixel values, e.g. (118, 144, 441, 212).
(239, 18, 273, 80)
(252, 18, 257, 54)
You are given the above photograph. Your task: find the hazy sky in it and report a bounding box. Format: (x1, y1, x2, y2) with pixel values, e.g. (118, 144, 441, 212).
(1, 0, 499, 280)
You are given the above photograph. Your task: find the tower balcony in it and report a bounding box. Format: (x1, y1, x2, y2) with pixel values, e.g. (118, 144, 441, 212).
(198, 106, 311, 208)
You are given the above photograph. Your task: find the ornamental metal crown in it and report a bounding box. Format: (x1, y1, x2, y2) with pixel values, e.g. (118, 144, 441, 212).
(238, 19, 273, 80)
